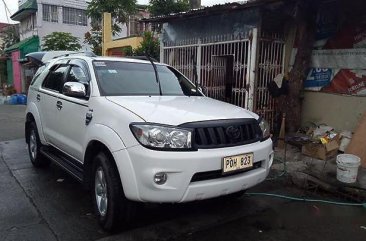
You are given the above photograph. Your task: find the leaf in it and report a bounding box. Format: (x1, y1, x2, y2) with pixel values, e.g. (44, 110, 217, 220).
(42, 32, 81, 51)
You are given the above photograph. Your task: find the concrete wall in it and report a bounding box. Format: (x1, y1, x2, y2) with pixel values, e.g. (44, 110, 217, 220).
(301, 91, 366, 132)
(36, 0, 91, 51)
(19, 14, 38, 40)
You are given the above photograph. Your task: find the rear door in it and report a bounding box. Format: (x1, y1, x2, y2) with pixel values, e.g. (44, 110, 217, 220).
(38, 61, 69, 145)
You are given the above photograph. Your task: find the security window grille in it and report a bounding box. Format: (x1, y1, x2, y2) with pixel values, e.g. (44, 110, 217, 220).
(62, 7, 87, 26)
(43, 4, 58, 23)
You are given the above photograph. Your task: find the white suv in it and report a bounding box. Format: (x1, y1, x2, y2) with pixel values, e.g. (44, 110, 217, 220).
(25, 53, 273, 231)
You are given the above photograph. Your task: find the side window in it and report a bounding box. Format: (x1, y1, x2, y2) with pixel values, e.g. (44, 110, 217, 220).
(31, 65, 47, 86)
(42, 65, 68, 92)
(66, 66, 88, 84)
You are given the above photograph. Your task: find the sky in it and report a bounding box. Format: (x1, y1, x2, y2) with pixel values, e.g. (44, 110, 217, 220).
(0, 0, 237, 24)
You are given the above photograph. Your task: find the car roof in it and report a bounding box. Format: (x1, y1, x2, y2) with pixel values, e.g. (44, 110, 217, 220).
(27, 51, 164, 66)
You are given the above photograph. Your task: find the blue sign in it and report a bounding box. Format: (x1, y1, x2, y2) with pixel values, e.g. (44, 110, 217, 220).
(304, 68, 333, 88)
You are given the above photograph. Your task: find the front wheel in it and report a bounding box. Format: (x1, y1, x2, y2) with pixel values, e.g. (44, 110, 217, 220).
(92, 152, 135, 232)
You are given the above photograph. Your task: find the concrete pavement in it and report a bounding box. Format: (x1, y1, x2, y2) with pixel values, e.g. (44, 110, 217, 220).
(0, 105, 366, 241)
(0, 138, 365, 241)
(0, 105, 26, 141)
(272, 145, 366, 201)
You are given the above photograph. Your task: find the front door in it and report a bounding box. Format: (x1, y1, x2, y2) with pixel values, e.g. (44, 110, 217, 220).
(53, 61, 90, 162)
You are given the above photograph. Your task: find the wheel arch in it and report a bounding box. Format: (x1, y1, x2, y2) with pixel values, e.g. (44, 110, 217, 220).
(25, 103, 46, 144)
(83, 140, 115, 190)
(82, 138, 139, 201)
(25, 113, 35, 143)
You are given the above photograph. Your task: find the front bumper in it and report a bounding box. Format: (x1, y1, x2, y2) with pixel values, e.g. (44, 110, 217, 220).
(113, 139, 273, 203)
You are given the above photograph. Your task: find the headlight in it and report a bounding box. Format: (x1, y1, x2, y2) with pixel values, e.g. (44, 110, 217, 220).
(130, 124, 192, 150)
(258, 118, 270, 140)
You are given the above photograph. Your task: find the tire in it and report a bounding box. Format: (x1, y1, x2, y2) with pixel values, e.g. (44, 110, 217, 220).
(92, 152, 135, 232)
(27, 122, 50, 167)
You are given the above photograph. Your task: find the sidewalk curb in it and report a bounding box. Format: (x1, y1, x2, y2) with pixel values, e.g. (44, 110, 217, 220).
(290, 171, 366, 202)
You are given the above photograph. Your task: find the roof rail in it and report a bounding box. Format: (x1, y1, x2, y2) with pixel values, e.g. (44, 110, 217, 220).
(25, 51, 98, 66)
(51, 51, 97, 59)
(125, 56, 159, 62)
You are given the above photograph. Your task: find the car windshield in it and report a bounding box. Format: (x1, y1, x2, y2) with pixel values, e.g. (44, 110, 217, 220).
(93, 60, 202, 96)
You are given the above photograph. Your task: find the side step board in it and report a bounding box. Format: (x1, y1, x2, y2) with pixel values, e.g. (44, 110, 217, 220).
(40, 146, 84, 182)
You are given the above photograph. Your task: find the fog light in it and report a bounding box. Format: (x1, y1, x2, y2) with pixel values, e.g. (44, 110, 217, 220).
(154, 172, 167, 185)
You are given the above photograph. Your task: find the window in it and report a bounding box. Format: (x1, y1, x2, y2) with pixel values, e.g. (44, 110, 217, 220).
(66, 66, 88, 84)
(62, 7, 87, 26)
(42, 65, 69, 92)
(31, 65, 48, 86)
(43, 4, 58, 23)
(93, 61, 202, 96)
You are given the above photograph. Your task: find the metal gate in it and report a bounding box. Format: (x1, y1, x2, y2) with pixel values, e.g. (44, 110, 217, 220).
(161, 29, 285, 128)
(255, 33, 285, 129)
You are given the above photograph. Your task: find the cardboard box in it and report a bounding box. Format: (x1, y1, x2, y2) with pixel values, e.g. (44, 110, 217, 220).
(302, 136, 340, 160)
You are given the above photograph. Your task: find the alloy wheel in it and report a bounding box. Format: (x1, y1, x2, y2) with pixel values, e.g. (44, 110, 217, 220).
(95, 166, 108, 217)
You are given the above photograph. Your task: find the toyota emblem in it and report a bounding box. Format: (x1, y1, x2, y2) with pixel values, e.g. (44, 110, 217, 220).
(225, 126, 241, 139)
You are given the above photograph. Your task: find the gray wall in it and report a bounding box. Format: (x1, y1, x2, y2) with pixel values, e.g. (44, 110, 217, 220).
(301, 91, 366, 132)
(37, 0, 91, 51)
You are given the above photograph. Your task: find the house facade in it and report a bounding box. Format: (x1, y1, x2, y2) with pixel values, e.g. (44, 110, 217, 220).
(144, 0, 366, 134)
(144, 1, 289, 131)
(5, 0, 91, 93)
(104, 5, 151, 57)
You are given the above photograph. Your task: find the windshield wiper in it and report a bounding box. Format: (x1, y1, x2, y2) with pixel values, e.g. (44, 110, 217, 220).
(146, 54, 162, 96)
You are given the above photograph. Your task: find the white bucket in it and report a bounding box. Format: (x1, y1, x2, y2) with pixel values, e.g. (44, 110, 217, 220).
(336, 154, 361, 183)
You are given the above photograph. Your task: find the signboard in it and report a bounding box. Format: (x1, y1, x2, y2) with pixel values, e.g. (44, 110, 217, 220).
(311, 49, 366, 69)
(304, 0, 366, 96)
(304, 68, 333, 90)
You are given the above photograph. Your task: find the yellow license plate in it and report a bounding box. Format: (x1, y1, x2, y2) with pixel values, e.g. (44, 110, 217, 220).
(222, 153, 253, 174)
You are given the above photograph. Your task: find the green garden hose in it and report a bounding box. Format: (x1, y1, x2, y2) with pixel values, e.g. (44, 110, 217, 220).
(246, 192, 366, 208)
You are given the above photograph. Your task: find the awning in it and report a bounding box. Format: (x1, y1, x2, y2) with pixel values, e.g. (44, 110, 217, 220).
(4, 36, 39, 55)
(11, 0, 37, 21)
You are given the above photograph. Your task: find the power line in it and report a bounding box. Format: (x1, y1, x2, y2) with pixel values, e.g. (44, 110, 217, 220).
(1, 0, 13, 23)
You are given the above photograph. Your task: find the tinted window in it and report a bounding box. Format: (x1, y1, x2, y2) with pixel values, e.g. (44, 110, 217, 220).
(42, 65, 68, 92)
(31, 65, 47, 86)
(93, 61, 201, 96)
(66, 66, 89, 84)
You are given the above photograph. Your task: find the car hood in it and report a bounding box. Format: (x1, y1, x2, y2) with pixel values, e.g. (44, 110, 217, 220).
(106, 96, 258, 126)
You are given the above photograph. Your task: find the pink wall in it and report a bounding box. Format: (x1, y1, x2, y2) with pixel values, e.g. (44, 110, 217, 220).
(11, 51, 22, 93)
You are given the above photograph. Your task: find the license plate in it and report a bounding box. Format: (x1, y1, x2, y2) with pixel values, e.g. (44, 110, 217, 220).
(222, 153, 253, 174)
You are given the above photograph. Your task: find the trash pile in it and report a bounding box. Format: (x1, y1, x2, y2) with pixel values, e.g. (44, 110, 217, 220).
(294, 124, 353, 160)
(309, 125, 338, 144)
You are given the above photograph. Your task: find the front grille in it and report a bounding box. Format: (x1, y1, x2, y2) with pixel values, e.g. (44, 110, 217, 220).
(180, 118, 262, 149)
(191, 161, 262, 182)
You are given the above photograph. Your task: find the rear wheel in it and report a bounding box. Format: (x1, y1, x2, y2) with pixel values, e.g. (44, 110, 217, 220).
(27, 122, 50, 167)
(92, 152, 135, 232)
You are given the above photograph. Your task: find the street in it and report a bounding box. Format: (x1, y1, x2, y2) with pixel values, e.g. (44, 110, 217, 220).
(0, 105, 366, 241)
(0, 105, 26, 141)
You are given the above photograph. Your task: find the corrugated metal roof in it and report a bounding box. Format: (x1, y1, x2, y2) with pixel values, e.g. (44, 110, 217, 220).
(140, 0, 287, 23)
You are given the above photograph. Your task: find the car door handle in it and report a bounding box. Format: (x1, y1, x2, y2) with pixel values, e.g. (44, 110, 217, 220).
(36, 94, 40, 102)
(56, 101, 63, 110)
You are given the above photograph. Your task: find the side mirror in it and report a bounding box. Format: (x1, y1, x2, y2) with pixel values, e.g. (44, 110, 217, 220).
(62, 82, 87, 98)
